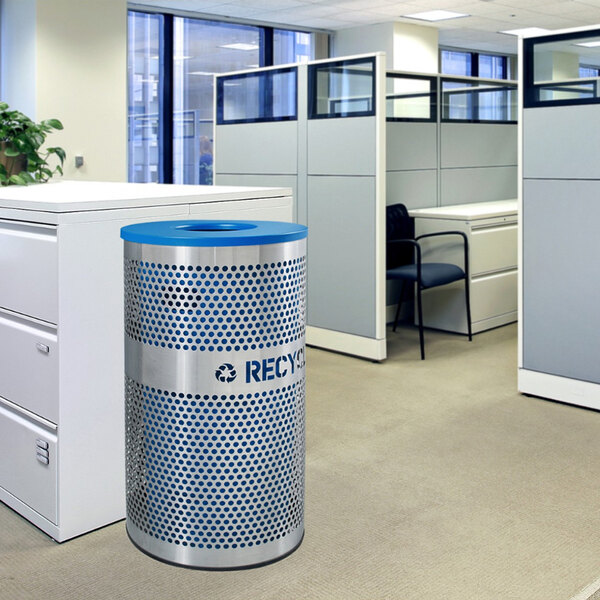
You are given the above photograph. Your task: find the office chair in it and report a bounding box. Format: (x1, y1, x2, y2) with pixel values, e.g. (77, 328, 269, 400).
(386, 203, 472, 360)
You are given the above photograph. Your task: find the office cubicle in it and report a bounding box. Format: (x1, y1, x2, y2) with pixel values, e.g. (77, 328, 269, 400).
(215, 54, 387, 361)
(386, 71, 518, 210)
(214, 55, 518, 360)
(519, 26, 600, 409)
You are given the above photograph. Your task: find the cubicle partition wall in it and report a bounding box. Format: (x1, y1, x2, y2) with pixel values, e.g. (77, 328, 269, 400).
(385, 72, 518, 210)
(519, 26, 600, 409)
(215, 54, 387, 360)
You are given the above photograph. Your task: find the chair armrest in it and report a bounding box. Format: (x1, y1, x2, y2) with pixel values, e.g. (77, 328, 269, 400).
(387, 238, 422, 277)
(414, 230, 469, 278)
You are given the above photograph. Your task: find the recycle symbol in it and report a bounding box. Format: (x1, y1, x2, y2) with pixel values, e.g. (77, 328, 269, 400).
(215, 362, 237, 383)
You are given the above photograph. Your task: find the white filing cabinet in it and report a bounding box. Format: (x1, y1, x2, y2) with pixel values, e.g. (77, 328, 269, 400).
(410, 200, 518, 335)
(0, 181, 293, 541)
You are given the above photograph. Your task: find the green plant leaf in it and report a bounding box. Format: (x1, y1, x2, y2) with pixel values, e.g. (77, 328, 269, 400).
(8, 174, 26, 185)
(47, 147, 66, 163)
(0, 101, 65, 185)
(18, 171, 35, 183)
(44, 118, 64, 130)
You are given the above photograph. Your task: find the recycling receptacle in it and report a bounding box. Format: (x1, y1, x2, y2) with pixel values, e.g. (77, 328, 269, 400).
(120, 220, 308, 570)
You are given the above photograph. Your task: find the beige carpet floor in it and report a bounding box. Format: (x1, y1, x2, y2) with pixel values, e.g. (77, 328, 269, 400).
(1, 323, 600, 600)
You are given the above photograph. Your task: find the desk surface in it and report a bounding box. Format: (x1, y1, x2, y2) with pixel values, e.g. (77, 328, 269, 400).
(0, 180, 291, 213)
(410, 199, 518, 221)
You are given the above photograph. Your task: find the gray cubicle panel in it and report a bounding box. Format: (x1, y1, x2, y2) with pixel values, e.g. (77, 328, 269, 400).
(523, 104, 600, 179)
(214, 121, 298, 174)
(440, 123, 517, 206)
(307, 117, 376, 176)
(306, 175, 377, 337)
(522, 178, 600, 384)
(215, 121, 299, 219)
(386, 122, 437, 210)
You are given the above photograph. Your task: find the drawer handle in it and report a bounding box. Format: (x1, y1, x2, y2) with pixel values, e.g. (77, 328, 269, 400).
(36, 343, 50, 354)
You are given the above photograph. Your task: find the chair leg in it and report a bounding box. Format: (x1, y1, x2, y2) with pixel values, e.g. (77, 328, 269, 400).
(392, 280, 405, 332)
(464, 277, 472, 342)
(416, 284, 425, 360)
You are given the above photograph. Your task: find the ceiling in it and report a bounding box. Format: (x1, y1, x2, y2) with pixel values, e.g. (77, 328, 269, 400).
(134, 0, 600, 54)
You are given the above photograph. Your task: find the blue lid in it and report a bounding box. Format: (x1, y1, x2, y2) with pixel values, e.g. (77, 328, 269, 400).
(120, 220, 307, 247)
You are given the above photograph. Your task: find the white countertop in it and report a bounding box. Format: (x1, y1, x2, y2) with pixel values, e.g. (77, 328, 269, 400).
(0, 180, 291, 213)
(410, 199, 518, 220)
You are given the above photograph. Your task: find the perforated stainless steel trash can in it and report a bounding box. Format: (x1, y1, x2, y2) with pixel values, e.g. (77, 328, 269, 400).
(120, 220, 308, 569)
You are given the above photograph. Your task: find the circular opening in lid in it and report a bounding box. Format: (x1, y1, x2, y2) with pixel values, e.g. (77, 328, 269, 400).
(176, 222, 257, 233)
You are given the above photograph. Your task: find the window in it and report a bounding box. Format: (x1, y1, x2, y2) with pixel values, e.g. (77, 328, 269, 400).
(127, 12, 163, 183)
(274, 30, 312, 65)
(127, 10, 317, 184)
(580, 65, 600, 78)
(172, 17, 262, 184)
(441, 50, 474, 77)
(441, 49, 511, 80)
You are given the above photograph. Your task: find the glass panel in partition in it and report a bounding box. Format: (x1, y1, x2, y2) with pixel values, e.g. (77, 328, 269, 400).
(441, 78, 517, 122)
(172, 17, 262, 184)
(386, 74, 435, 121)
(216, 68, 297, 124)
(127, 11, 163, 183)
(308, 57, 376, 119)
(524, 29, 600, 107)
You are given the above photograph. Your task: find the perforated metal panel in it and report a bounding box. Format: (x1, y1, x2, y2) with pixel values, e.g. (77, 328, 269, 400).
(123, 230, 306, 569)
(123, 258, 305, 352)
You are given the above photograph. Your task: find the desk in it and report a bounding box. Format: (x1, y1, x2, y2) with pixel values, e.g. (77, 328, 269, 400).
(410, 200, 518, 334)
(0, 181, 292, 541)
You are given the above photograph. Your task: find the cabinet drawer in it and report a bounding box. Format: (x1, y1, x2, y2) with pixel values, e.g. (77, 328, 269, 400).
(0, 400, 57, 524)
(0, 220, 58, 323)
(420, 269, 517, 334)
(470, 221, 517, 274)
(0, 310, 58, 423)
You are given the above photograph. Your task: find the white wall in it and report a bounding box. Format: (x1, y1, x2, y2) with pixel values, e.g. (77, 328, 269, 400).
(0, 0, 127, 182)
(332, 21, 439, 73)
(393, 22, 438, 73)
(333, 22, 395, 61)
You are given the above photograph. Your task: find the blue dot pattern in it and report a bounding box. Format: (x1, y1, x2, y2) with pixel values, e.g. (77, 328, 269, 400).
(125, 379, 305, 550)
(124, 258, 306, 352)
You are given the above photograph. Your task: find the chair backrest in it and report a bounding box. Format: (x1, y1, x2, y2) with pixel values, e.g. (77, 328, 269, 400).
(386, 203, 415, 269)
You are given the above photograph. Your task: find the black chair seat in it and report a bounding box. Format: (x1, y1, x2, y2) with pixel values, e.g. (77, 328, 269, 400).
(387, 263, 465, 288)
(386, 202, 472, 359)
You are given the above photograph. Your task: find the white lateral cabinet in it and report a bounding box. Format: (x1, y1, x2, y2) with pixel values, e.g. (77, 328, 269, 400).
(0, 180, 292, 541)
(410, 200, 518, 334)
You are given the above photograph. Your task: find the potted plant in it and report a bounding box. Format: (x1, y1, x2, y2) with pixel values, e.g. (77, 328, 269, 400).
(0, 101, 66, 186)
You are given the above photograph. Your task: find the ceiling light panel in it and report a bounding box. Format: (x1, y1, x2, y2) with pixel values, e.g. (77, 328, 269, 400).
(402, 10, 470, 22)
(500, 27, 551, 36)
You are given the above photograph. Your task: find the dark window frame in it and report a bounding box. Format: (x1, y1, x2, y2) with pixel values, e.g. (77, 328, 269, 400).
(440, 76, 517, 124)
(308, 56, 377, 120)
(216, 67, 299, 125)
(523, 28, 600, 108)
